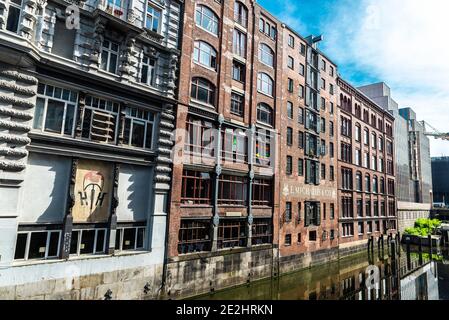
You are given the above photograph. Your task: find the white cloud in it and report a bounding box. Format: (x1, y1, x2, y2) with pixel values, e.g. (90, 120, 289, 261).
(317, 0, 449, 156)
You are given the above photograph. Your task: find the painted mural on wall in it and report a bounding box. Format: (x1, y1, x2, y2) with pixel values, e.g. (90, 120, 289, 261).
(73, 159, 113, 223)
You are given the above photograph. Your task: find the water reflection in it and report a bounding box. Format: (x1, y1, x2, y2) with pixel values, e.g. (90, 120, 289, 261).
(195, 245, 449, 300)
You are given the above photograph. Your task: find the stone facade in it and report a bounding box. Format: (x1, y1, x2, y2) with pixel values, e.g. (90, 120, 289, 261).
(0, 0, 181, 299)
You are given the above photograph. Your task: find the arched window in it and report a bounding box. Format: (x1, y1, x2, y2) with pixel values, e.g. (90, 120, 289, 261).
(234, 1, 248, 27)
(380, 178, 385, 194)
(365, 174, 371, 192)
(356, 172, 362, 191)
(257, 103, 273, 126)
(257, 72, 273, 96)
(258, 43, 274, 67)
(193, 41, 217, 69)
(373, 176, 378, 193)
(195, 5, 219, 35)
(190, 77, 216, 106)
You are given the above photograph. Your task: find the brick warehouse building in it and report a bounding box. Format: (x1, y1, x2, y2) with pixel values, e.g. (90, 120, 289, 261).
(337, 78, 397, 251)
(0, 0, 182, 299)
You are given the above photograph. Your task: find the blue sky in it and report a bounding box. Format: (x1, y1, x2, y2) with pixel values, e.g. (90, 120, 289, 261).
(258, 0, 449, 156)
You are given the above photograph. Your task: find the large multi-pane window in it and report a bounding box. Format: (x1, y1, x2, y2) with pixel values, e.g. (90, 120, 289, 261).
(218, 175, 248, 206)
(252, 179, 272, 206)
(217, 220, 247, 249)
(234, 1, 248, 27)
(194, 41, 217, 69)
(256, 103, 273, 125)
(178, 220, 211, 254)
(140, 56, 156, 86)
(70, 228, 107, 256)
(230, 92, 244, 116)
(181, 170, 211, 205)
(81, 95, 119, 143)
(252, 219, 272, 245)
(341, 168, 353, 190)
(100, 39, 119, 74)
(6, 0, 22, 33)
(257, 73, 274, 96)
(233, 29, 247, 58)
(34, 83, 77, 137)
(185, 117, 215, 158)
(222, 127, 247, 163)
(123, 106, 155, 149)
(259, 17, 277, 40)
(14, 229, 61, 261)
(115, 225, 146, 252)
(304, 202, 321, 227)
(195, 5, 219, 35)
(258, 43, 274, 67)
(190, 77, 216, 106)
(145, 3, 162, 33)
(341, 197, 353, 218)
(255, 129, 272, 166)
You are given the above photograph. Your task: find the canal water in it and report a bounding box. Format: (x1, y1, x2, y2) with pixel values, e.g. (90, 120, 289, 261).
(194, 246, 449, 300)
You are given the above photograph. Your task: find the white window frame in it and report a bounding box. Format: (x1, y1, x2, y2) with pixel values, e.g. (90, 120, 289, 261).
(195, 4, 219, 36)
(6, 0, 23, 34)
(145, 2, 162, 33)
(34, 83, 78, 137)
(115, 226, 146, 251)
(257, 72, 273, 96)
(124, 106, 156, 149)
(100, 39, 120, 74)
(140, 55, 156, 86)
(70, 228, 107, 256)
(258, 43, 274, 67)
(15, 230, 61, 261)
(193, 41, 217, 70)
(233, 28, 246, 58)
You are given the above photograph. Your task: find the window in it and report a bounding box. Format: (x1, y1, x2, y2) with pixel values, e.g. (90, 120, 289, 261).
(194, 41, 217, 69)
(258, 43, 274, 67)
(320, 139, 326, 155)
(288, 35, 295, 47)
(195, 5, 219, 35)
(329, 142, 334, 158)
(380, 178, 385, 194)
(330, 84, 334, 95)
(330, 66, 334, 77)
(330, 204, 335, 220)
(304, 202, 321, 226)
(300, 43, 306, 55)
(285, 202, 292, 222)
(257, 73, 274, 96)
(320, 118, 326, 133)
(286, 156, 293, 175)
(298, 131, 304, 149)
(231, 92, 244, 116)
(232, 60, 246, 82)
(185, 116, 215, 158)
(259, 18, 277, 40)
(145, 3, 162, 33)
(123, 106, 156, 149)
(330, 166, 335, 181)
(321, 97, 326, 110)
(115, 226, 146, 252)
(356, 172, 362, 191)
(364, 152, 370, 169)
(342, 223, 354, 237)
(387, 160, 394, 175)
(256, 103, 273, 125)
(386, 140, 393, 155)
(358, 222, 364, 236)
(330, 102, 334, 114)
(80, 95, 119, 143)
(371, 133, 377, 149)
(341, 168, 353, 190)
(100, 39, 119, 74)
(252, 219, 272, 245)
(14, 229, 61, 261)
(34, 83, 77, 137)
(181, 170, 212, 205)
(309, 231, 317, 242)
(365, 200, 371, 217)
(287, 127, 293, 146)
(321, 59, 326, 71)
(285, 234, 292, 246)
(372, 156, 377, 171)
(140, 56, 156, 86)
(297, 233, 302, 244)
(191, 77, 216, 106)
(357, 199, 363, 217)
(298, 107, 304, 124)
(70, 228, 107, 256)
(6, 0, 22, 33)
(299, 63, 305, 76)
(373, 201, 379, 217)
(330, 121, 334, 136)
(321, 78, 326, 90)
(341, 142, 352, 163)
(287, 56, 294, 69)
(52, 18, 76, 59)
(217, 220, 247, 249)
(178, 220, 211, 254)
(321, 164, 326, 180)
(355, 124, 361, 142)
(233, 29, 247, 57)
(234, 1, 248, 27)
(287, 101, 293, 119)
(288, 78, 294, 93)
(365, 175, 371, 192)
(341, 117, 352, 137)
(218, 175, 248, 205)
(222, 127, 247, 163)
(364, 129, 369, 145)
(255, 129, 272, 166)
(378, 136, 384, 152)
(341, 197, 353, 218)
(252, 179, 273, 206)
(367, 221, 373, 234)
(299, 85, 304, 98)
(298, 158, 304, 176)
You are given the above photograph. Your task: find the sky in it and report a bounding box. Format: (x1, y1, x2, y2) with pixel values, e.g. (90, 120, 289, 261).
(258, 0, 449, 157)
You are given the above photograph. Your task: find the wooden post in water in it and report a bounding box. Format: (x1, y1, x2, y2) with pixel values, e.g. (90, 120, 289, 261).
(418, 236, 423, 265)
(428, 234, 433, 261)
(406, 238, 411, 271)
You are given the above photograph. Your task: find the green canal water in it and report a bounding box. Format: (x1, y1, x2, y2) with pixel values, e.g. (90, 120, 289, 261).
(193, 247, 449, 300)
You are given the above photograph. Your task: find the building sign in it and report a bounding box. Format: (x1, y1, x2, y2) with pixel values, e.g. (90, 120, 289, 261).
(72, 159, 113, 223)
(282, 184, 337, 200)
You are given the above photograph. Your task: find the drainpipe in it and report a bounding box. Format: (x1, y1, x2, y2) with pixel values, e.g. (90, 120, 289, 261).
(211, 115, 224, 252)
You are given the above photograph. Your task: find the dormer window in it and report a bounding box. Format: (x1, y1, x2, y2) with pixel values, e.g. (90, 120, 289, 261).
(146, 2, 162, 33)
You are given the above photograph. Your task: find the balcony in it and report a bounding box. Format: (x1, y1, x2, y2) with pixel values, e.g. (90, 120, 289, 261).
(93, 0, 141, 30)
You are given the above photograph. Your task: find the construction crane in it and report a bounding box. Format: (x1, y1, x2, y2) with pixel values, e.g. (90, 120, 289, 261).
(420, 121, 449, 141)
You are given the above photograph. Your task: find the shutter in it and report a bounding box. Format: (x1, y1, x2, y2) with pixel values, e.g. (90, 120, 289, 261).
(316, 203, 321, 226)
(315, 161, 320, 185)
(305, 202, 310, 227)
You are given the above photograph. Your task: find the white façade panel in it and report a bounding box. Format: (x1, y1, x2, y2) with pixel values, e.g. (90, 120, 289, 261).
(116, 164, 152, 222)
(19, 153, 71, 223)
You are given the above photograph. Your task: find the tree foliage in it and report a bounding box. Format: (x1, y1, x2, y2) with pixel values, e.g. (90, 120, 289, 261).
(404, 218, 441, 237)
